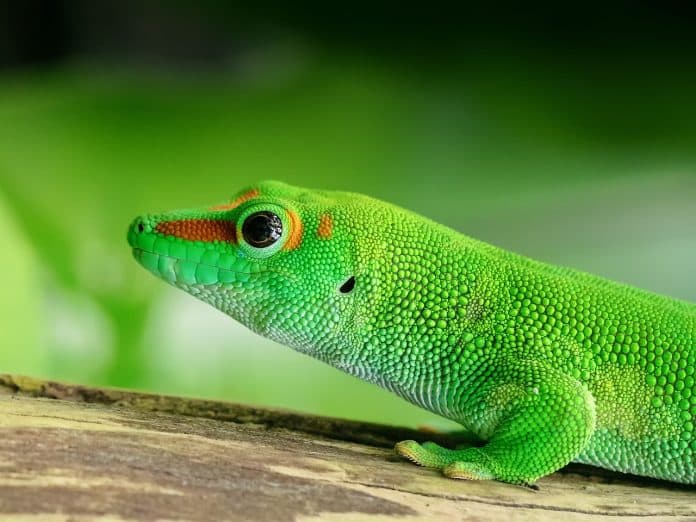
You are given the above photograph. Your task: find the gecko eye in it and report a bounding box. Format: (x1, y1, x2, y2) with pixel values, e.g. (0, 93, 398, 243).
(242, 211, 283, 248)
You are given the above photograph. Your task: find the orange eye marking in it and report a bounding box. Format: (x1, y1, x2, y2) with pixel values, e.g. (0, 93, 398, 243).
(284, 210, 304, 250)
(208, 189, 260, 211)
(317, 213, 333, 239)
(156, 219, 237, 243)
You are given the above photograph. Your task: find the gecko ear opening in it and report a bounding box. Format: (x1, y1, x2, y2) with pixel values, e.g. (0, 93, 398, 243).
(339, 276, 356, 293)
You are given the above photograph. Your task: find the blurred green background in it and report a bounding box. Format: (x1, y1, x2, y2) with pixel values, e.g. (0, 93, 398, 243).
(1, 2, 694, 428)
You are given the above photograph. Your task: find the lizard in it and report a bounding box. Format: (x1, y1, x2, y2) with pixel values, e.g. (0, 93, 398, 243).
(127, 180, 695, 486)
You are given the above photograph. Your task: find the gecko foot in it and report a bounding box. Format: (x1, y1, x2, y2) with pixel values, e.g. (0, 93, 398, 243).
(395, 440, 536, 487)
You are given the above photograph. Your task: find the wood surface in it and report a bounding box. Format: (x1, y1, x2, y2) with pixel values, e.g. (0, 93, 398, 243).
(0, 374, 693, 521)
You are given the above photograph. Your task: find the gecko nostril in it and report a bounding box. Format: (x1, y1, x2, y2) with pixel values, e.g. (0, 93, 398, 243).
(137, 222, 145, 233)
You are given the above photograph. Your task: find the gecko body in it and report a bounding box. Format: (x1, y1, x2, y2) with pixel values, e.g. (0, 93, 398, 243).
(128, 181, 695, 485)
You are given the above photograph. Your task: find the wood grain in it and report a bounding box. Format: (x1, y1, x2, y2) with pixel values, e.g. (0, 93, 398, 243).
(0, 374, 693, 521)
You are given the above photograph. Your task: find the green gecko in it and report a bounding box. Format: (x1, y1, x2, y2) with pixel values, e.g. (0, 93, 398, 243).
(127, 181, 695, 485)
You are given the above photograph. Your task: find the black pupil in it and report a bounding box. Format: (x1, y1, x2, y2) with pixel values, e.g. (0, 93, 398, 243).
(242, 211, 283, 248)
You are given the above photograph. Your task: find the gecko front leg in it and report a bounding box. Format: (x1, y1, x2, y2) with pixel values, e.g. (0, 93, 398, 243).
(396, 359, 596, 485)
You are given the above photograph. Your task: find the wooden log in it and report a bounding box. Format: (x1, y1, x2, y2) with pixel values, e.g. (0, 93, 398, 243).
(0, 374, 693, 521)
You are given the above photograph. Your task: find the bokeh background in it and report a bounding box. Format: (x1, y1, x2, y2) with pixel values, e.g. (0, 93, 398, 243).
(1, 2, 694, 428)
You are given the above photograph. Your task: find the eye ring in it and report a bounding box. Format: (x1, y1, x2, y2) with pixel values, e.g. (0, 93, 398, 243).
(241, 211, 283, 248)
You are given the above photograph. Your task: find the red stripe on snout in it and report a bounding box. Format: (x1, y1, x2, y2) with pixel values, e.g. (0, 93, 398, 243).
(156, 219, 237, 243)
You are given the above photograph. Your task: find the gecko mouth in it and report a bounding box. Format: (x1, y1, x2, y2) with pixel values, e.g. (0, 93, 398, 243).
(132, 248, 257, 286)
(132, 247, 299, 287)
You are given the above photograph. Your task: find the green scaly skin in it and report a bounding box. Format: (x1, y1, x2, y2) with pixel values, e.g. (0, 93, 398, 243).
(127, 181, 695, 485)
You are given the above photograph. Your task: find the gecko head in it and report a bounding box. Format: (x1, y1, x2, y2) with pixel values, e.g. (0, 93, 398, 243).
(127, 180, 385, 357)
